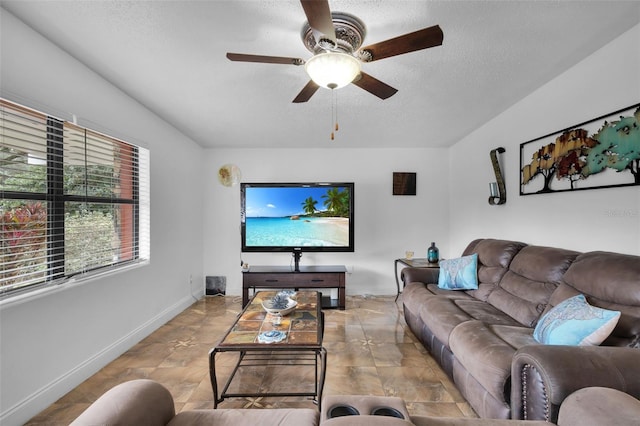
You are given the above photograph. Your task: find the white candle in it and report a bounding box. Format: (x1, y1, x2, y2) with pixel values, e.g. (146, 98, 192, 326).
(490, 182, 499, 198)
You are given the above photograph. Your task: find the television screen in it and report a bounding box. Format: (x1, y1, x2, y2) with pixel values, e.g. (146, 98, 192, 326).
(241, 182, 354, 252)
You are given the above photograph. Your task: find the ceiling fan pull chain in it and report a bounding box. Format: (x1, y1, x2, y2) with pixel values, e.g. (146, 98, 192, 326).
(335, 89, 339, 132)
(330, 88, 339, 141)
(330, 88, 336, 140)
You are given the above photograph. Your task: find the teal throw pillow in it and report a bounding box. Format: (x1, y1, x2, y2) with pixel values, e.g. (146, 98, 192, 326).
(533, 294, 620, 346)
(437, 253, 478, 290)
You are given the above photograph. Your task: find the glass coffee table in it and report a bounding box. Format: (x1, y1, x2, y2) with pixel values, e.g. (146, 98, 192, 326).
(209, 290, 326, 408)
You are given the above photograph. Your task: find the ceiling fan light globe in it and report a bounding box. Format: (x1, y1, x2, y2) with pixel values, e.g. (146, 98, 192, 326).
(304, 52, 361, 89)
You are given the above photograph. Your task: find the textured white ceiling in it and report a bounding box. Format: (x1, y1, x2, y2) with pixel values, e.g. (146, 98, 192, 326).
(2, 1, 639, 149)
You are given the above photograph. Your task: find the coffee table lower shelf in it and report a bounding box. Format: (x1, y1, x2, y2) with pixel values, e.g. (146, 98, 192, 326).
(209, 347, 327, 408)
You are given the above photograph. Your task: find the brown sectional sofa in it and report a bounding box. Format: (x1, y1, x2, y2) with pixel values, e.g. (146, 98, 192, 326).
(71, 379, 640, 425)
(401, 238, 640, 422)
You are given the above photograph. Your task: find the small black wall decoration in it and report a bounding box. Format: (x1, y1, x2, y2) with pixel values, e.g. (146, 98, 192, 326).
(393, 172, 417, 195)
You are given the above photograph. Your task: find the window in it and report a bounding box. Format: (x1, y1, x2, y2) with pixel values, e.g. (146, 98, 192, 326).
(1, 99, 150, 298)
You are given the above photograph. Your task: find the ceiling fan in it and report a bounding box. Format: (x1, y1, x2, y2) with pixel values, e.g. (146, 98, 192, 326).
(227, 0, 443, 103)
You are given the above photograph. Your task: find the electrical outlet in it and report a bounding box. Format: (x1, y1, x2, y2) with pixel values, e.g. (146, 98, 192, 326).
(346, 265, 354, 274)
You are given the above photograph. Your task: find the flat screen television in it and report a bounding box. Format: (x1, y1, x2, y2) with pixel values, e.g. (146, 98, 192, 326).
(241, 182, 354, 266)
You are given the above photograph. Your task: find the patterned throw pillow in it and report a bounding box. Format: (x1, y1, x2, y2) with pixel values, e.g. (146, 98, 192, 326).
(533, 294, 621, 346)
(437, 253, 478, 290)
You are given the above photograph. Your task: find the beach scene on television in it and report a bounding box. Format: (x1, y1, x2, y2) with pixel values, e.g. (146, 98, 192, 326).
(244, 186, 351, 247)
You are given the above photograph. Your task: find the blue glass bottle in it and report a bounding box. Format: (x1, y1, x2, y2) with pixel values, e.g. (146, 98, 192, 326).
(427, 242, 439, 263)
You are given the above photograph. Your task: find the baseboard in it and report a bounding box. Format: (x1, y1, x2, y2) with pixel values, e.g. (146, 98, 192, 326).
(0, 295, 196, 426)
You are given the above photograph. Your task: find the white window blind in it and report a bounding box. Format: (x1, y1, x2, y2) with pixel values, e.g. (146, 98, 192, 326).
(0, 98, 150, 298)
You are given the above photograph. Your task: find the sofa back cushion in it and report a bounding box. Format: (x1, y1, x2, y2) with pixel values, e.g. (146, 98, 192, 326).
(462, 239, 527, 301)
(550, 251, 640, 347)
(487, 245, 580, 327)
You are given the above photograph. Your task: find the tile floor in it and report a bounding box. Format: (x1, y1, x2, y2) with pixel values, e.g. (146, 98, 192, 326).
(25, 294, 477, 424)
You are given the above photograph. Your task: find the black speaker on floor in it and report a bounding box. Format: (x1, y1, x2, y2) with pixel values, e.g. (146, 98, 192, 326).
(206, 276, 226, 296)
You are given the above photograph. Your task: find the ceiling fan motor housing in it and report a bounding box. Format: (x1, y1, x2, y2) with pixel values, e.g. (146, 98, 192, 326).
(301, 12, 367, 55)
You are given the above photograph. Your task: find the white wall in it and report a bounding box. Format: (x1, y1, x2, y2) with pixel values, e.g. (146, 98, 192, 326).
(203, 147, 449, 297)
(0, 9, 204, 425)
(448, 24, 640, 257)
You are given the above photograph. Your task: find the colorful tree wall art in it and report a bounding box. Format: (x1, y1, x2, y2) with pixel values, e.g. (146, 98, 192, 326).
(520, 104, 640, 195)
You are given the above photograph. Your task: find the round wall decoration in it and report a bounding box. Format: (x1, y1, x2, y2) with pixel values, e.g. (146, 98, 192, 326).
(218, 164, 242, 187)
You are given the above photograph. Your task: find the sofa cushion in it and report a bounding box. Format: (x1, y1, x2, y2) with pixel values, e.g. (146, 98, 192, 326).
(559, 251, 640, 346)
(168, 408, 319, 426)
(487, 246, 579, 327)
(427, 283, 478, 299)
(419, 297, 520, 347)
(533, 294, 621, 346)
(449, 320, 522, 403)
(462, 238, 527, 270)
(562, 252, 640, 306)
(449, 323, 535, 407)
(418, 298, 474, 347)
(438, 254, 479, 290)
(402, 282, 443, 319)
(486, 277, 546, 327)
(490, 324, 537, 349)
(462, 239, 527, 302)
(403, 282, 474, 322)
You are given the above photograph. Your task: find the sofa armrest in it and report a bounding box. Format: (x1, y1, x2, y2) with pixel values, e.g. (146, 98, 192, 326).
(511, 345, 640, 423)
(70, 379, 175, 426)
(400, 267, 439, 286)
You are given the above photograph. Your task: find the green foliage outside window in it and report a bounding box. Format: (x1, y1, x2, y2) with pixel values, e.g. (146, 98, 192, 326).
(64, 210, 116, 275)
(0, 202, 47, 287)
(0, 157, 118, 289)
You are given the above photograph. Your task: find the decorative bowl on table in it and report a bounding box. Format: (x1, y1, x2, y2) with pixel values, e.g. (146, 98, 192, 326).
(261, 294, 297, 316)
(278, 289, 297, 299)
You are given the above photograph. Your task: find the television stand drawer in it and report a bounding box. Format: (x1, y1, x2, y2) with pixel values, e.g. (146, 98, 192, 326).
(243, 274, 298, 287)
(244, 273, 341, 287)
(242, 266, 347, 310)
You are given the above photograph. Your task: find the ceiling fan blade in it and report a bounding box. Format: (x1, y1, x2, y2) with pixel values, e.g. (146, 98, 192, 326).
(359, 25, 443, 62)
(300, 0, 337, 45)
(292, 80, 320, 103)
(226, 52, 305, 66)
(352, 72, 398, 100)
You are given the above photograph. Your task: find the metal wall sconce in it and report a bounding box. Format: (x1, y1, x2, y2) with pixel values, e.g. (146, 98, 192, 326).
(489, 147, 506, 205)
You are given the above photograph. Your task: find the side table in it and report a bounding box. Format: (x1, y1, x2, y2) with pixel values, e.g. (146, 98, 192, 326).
(394, 258, 440, 301)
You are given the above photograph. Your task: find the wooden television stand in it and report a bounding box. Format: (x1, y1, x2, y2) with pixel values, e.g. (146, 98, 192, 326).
(242, 265, 347, 310)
